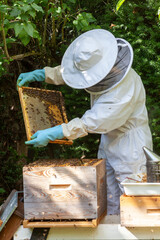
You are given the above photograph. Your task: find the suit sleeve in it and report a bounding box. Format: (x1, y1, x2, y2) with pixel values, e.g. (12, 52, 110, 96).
(44, 65, 65, 85)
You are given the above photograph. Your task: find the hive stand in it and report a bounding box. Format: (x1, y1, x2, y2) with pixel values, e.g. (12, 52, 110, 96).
(14, 214, 160, 240)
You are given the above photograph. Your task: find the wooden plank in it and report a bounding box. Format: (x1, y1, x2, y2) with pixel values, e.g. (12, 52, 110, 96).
(96, 159, 107, 218)
(24, 189, 97, 203)
(120, 195, 160, 227)
(24, 201, 97, 220)
(18, 86, 72, 145)
(0, 193, 24, 240)
(23, 166, 97, 183)
(23, 208, 106, 229)
(14, 199, 24, 219)
(23, 219, 97, 228)
(0, 214, 22, 240)
(0, 190, 18, 232)
(0, 190, 17, 217)
(0, 220, 3, 227)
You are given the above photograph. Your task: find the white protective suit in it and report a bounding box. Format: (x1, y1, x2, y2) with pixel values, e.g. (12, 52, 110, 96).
(44, 65, 153, 214)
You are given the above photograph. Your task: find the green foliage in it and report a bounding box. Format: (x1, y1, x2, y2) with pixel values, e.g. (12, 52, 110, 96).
(73, 12, 99, 32)
(0, 147, 24, 200)
(116, 0, 126, 12)
(158, 7, 160, 20)
(101, 0, 160, 153)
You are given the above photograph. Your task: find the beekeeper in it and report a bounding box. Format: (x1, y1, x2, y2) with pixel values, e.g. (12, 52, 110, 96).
(17, 29, 153, 214)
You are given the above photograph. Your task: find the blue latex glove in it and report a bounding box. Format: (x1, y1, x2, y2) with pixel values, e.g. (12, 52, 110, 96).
(17, 69, 45, 87)
(25, 125, 64, 147)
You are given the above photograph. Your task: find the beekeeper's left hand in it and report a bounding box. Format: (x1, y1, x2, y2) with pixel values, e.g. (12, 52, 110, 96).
(25, 125, 64, 147)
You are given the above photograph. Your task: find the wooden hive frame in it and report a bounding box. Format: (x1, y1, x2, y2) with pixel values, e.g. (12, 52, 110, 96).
(18, 86, 72, 145)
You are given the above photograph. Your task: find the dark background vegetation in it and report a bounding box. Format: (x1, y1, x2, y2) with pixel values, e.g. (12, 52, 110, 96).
(0, 0, 160, 203)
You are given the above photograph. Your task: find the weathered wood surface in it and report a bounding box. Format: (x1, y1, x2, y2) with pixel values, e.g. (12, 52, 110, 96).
(23, 219, 98, 228)
(96, 159, 107, 218)
(24, 202, 97, 220)
(0, 189, 18, 232)
(120, 194, 160, 227)
(0, 219, 3, 227)
(23, 210, 107, 228)
(0, 214, 22, 240)
(0, 197, 24, 240)
(23, 160, 107, 220)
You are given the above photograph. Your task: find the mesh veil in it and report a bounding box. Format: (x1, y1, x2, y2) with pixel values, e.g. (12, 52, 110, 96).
(86, 39, 133, 93)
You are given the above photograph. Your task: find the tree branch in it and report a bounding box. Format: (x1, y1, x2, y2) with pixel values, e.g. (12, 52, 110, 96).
(42, 0, 52, 51)
(61, 16, 67, 42)
(4, 52, 41, 61)
(1, 14, 10, 59)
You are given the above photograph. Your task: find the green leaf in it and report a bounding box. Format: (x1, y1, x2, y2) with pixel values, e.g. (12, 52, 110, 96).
(48, 7, 54, 15)
(33, 29, 41, 40)
(6, 38, 16, 44)
(27, 0, 34, 3)
(69, 0, 76, 3)
(21, 14, 30, 21)
(158, 7, 160, 20)
(116, 0, 126, 12)
(73, 20, 78, 25)
(16, 1, 25, 6)
(14, 23, 23, 37)
(56, 7, 62, 14)
(0, 5, 10, 13)
(62, 3, 67, 10)
(10, 7, 21, 17)
(21, 5, 31, 13)
(4, 19, 9, 25)
(81, 19, 88, 27)
(23, 22, 34, 37)
(0, 188, 5, 194)
(18, 31, 31, 46)
(31, 3, 44, 13)
(28, 10, 36, 18)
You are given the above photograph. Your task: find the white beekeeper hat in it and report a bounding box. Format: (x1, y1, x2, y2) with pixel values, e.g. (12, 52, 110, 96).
(61, 29, 118, 89)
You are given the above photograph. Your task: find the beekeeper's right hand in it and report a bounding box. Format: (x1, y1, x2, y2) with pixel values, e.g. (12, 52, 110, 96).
(17, 69, 45, 87)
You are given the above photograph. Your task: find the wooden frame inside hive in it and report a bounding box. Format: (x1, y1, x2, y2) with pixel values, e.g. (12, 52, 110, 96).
(18, 86, 72, 145)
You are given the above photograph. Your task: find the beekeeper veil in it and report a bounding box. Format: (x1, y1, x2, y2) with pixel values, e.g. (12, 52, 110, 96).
(61, 29, 133, 92)
(86, 38, 133, 93)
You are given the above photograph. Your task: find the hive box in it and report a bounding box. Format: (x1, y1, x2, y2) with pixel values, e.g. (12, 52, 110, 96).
(120, 194, 160, 227)
(23, 159, 107, 222)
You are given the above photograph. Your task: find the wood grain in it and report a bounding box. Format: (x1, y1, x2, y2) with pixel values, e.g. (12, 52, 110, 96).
(0, 214, 22, 240)
(23, 219, 97, 228)
(23, 160, 107, 221)
(120, 194, 160, 227)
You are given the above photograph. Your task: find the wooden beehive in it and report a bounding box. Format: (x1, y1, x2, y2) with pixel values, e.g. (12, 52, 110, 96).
(18, 86, 72, 145)
(120, 194, 160, 227)
(23, 159, 107, 227)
